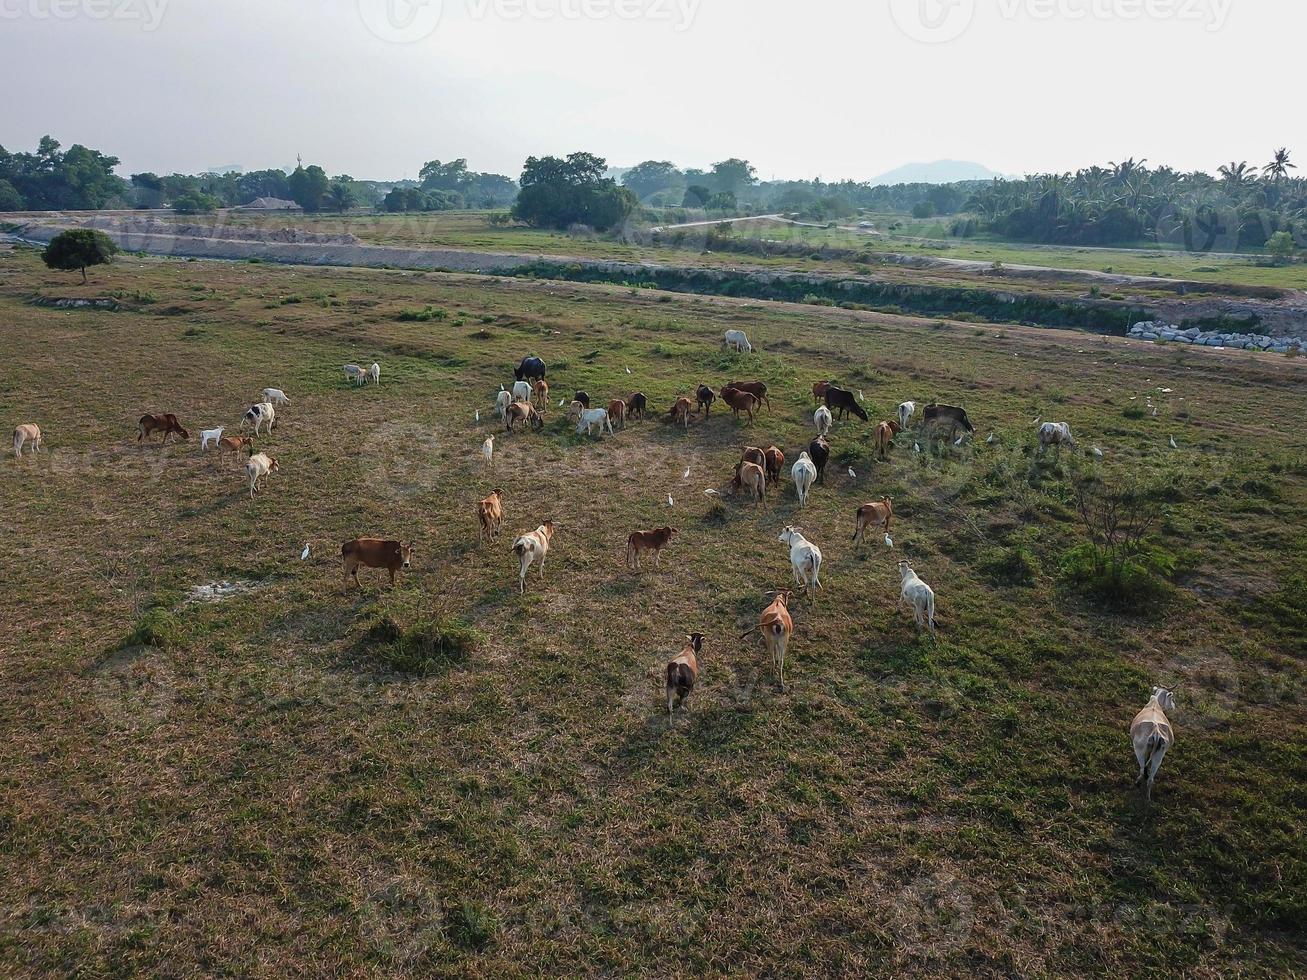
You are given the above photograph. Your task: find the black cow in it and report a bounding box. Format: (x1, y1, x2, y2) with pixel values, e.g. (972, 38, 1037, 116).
(695, 384, 716, 415)
(824, 386, 868, 422)
(626, 392, 647, 420)
(924, 403, 975, 435)
(573, 390, 591, 410)
(808, 437, 830, 485)
(514, 357, 547, 383)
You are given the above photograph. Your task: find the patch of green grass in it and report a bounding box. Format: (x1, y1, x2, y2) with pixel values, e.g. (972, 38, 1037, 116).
(364, 613, 480, 676)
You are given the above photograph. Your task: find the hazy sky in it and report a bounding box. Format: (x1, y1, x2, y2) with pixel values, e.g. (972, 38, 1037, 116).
(3, 0, 1303, 182)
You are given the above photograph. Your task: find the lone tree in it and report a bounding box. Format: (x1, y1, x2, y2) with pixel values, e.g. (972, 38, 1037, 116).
(42, 229, 119, 283)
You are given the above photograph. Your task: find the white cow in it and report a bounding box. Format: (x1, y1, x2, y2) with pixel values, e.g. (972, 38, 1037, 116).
(723, 329, 753, 354)
(791, 452, 817, 508)
(244, 452, 279, 498)
(369, 362, 381, 385)
(898, 401, 916, 430)
(1130, 687, 1176, 804)
(242, 402, 276, 436)
(12, 423, 42, 457)
(897, 560, 936, 635)
(575, 408, 614, 437)
(778, 526, 823, 594)
(495, 389, 513, 419)
(1038, 421, 1077, 455)
(261, 388, 291, 405)
(199, 427, 224, 451)
(512, 380, 533, 404)
(344, 364, 367, 385)
(814, 405, 833, 437)
(513, 521, 556, 594)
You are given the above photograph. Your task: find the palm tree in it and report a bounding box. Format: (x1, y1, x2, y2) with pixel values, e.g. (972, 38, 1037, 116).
(1218, 161, 1251, 187)
(1264, 148, 1296, 184)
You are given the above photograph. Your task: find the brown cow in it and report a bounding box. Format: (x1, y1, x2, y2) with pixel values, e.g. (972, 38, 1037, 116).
(744, 591, 794, 691)
(734, 447, 766, 489)
(726, 380, 770, 411)
(626, 392, 647, 420)
(666, 632, 705, 715)
(669, 397, 693, 429)
(695, 384, 716, 416)
(532, 379, 550, 408)
(138, 414, 189, 444)
(478, 489, 505, 544)
(720, 387, 760, 423)
(626, 526, 678, 569)
(874, 419, 902, 460)
(607, 398, 627, 430)
(505, 401, 544, 432)
(734, 460, 767, 507)
(342, 538, 415, 587)
(813, 381, 832, 404)
(763, 446, 785, 485)
(852, 498, 893, 546)
(217, 434, 254, 466)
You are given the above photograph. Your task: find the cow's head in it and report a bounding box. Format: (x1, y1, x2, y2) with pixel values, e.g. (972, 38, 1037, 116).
(177, 427, 190, 439)
(400, 542, 415, 568)
(687, 632, 705, 653)
(267, 457, 279, 473)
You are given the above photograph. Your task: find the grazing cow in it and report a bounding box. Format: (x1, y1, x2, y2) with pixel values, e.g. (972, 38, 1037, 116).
(852, 498, 893, 546)
(481, 435, 495, 470)
(477, 489, 504, 544)
(669, 397, 693, 429)
(791, 452, 817, 507)
(512, 380, 533, 404)
(513, 521, 556, 594)
(666, 633, 705, 715)
(242, 402, 276, 436)
(13, 423, 42, 457)
(566, 400, 585, 422)
(824, 386, 868, 422)
(734, 460, 767, 506)
(747, 591, 793, 691)
(368, 362, 381, 385)
(495, 389, 513, 419)
(726, 381, 770, 411)
(626, 526, 678, 569)
(505, 402, 544, 432)
(218, 434, 253, 464)
(723, 329, 752, 354)
(897, 560, 936, 635)
(607, 399, 627, 430)
(244, 452, 278, 499)
(199, 427, 224, 451)
(739, 446, 767, 483)
(1130, 686, 1177, 804)
(778, 526, 823, 595)
(138, 414, 189, 444)
(514, 356, 547, 383)
(1038, 421, 1077, 456)
(924, 403, 975, 439)
(532, 379, 550, 408)
(576, 408, 614, 437)
(626, 392, 647, 420)
(763, 446, 785, 485)
(898, 401, 916, 430)
(695, 384, 716, 416)
(344, 364, 366, 385)
(262, 388, 291, 405)
(814, 406, 833, 437)
(808, 437, 830, 485)
(573, 391, 591, 410)
(342, 537, 414, 587)
(874, 419, 902, 460)
(813, 381, 832, 404)
(720, 387, 760, 423)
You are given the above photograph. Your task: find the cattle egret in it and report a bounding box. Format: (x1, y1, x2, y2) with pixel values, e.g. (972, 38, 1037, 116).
(667, 494, 675, 507)
(704, 488, 719, 496)
(300, 543, 311, 561)
(914, 443, 921, 453)
(482, 435, 495, 467)
(1151, 406, 1158, 416)
(1169, 436, 1178, 449)
(1159, 387, 1173, 393)
(682, 467, 691, 479)
(857, 390, 865, 401)
(1091, 447, 1104, 458)
(954, 435, 965, 447)
(986, 433, 995, 444)
(500, 384, 505, 391)
(475, 410, 480, 422)
(884, 534, 893, 548)
(558, 398, 565, 407)
(626, 367, 633, 375)
(847, 467, 856, 479)
(1033, 416, 1041, 425)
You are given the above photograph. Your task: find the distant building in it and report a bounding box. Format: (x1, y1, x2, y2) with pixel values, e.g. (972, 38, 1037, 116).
(234, 197, 301, 212)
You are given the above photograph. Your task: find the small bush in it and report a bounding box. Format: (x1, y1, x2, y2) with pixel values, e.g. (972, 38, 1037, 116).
(1122, 406, 1147, 420)
(1061, 544, 1171, 609)
(396, 305, 447, 323)
(124, 608, 185, 651)
(802, 294, 836, 306)
(365, 614, 479, 676)
(981, 545, 1040, 586)
(445, 900, 497, 951)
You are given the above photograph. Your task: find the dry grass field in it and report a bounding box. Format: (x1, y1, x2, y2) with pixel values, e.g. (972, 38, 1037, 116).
(1, 245, 1304, 976)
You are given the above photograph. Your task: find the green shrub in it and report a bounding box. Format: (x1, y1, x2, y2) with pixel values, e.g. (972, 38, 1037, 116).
(981, 545, 1040, 586)
(365, 615, 480, 676)
(1060, 544, 1172, 609)
(123, 608, 185, 650)
(396, 305, 447, 322)
(445, 900, 497, 951)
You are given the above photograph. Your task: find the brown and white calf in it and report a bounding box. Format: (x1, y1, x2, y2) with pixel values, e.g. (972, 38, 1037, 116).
(12, 423, 41, 457)
(513, 521, 556, 594)
(734, 460, 767, 506)
(138, 413, 189, 444)
(749, 591, 794, 691)
(477, 489, 505, 544)
(666, 633, 705, 715)
(1130, 686, 1177, 804)
(505, 402, 544, 432)
(626, 526, 677, 569)
(852, 497, 893, 546)
(342, 538, 414, 587)
(218, 434, 254, 465)
(244, 452, 278, 498)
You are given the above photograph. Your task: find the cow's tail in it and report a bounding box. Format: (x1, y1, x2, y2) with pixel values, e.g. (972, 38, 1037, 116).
(513, 539, 528, 557)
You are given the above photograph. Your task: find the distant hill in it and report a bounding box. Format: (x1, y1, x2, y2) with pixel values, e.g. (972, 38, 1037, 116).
(869, 160, 1003, 186)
